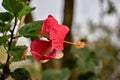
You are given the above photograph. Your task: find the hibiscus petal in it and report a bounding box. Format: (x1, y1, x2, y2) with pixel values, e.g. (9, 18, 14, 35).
(30, 51, 49, 63)
(50, 24, 69, 50)
(39, 60, 49, 63)
(42, 15, 58, 33)
(31, 51, 49, 63)
(30, 40, 57, 62)
(55, 51, 64, 59)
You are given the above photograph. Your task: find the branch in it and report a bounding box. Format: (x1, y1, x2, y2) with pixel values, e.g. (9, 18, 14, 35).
(15, 15, 26, 42)
(0, 16, 18, 80)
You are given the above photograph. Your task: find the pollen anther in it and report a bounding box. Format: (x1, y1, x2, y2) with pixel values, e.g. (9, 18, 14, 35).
(74, 41, 86, 48)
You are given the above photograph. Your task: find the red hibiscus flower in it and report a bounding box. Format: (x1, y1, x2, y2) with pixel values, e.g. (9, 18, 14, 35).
(30, 15, 86, 63)
(30, 15, 69, 63)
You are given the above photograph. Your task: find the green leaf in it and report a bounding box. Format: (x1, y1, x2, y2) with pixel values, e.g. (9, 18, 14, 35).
(0, 22, 11, 32)
(2, 0, 24, 14)
(10, 68, 31, 80)
(43, 69, 70, 80)
(0, 21, 6, 27)
(19, 21, 43, 38)
(0, 35, 10, 47)
(0, 12, 14, 22)
(18, 3, 31, 19)
(10, 44, 27, 61)
(0, 35, 10, 46)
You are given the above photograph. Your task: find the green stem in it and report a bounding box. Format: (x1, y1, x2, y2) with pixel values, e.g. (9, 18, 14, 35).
(0, 16, 18, 80)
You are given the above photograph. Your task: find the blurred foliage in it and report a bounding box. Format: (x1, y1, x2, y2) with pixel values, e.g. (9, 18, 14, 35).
(106, 0, 117, 15)
(10, 68, 31, 80)
(0, 0, 32, 79)
(42, 68, 70, 80)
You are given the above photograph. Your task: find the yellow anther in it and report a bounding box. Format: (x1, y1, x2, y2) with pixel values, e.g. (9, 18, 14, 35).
(74, 41, 86, 48)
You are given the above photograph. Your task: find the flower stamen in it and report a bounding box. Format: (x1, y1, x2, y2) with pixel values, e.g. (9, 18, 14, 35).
(64, 41, 86, 48)
(64, 41, 75, 45)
